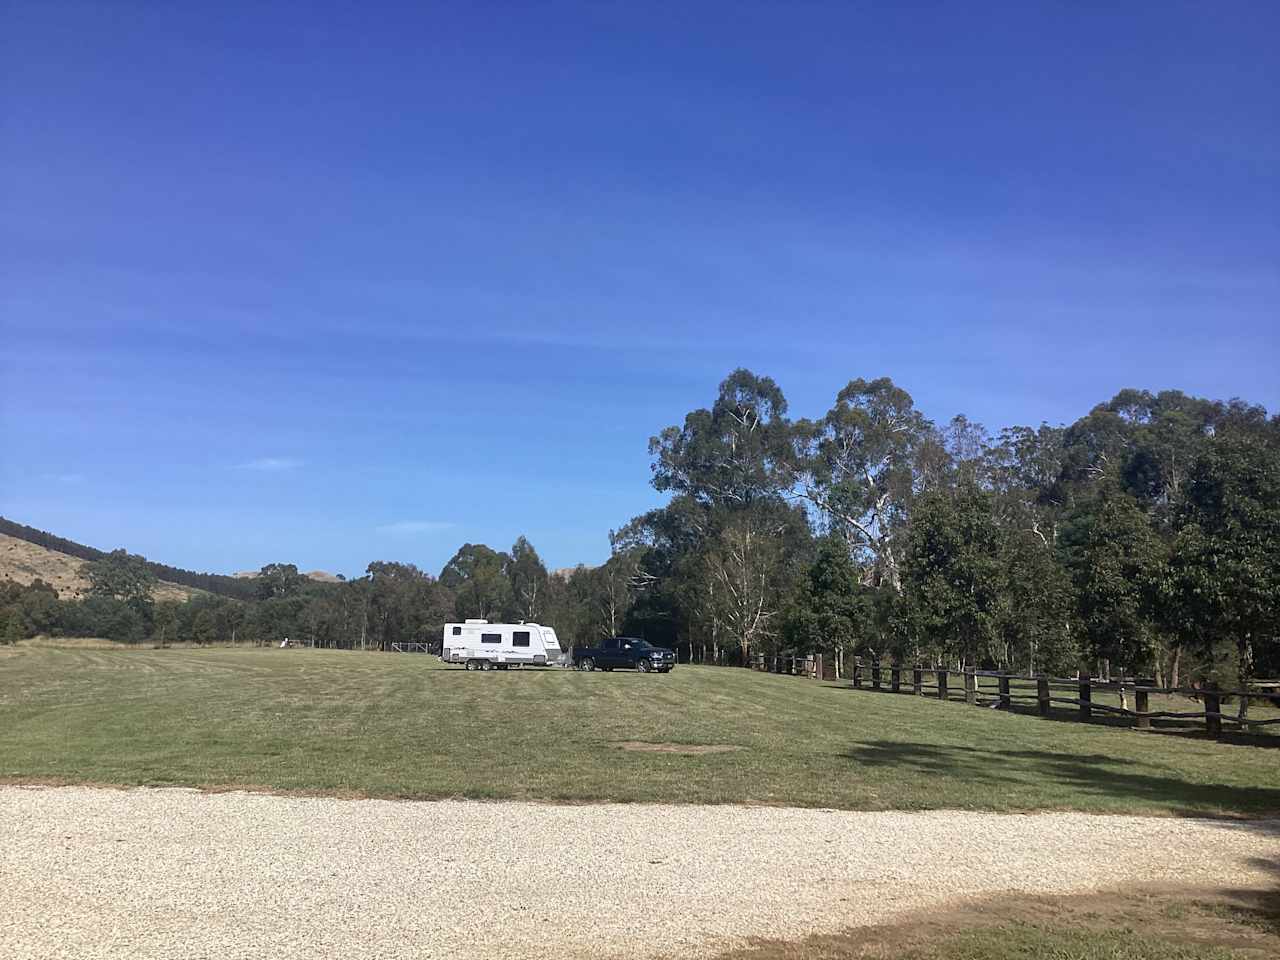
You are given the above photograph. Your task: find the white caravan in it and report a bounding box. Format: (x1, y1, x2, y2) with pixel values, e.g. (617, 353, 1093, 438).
(441, 619, 563, 670)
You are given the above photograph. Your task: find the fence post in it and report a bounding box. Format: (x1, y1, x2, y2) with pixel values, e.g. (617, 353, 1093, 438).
(912, 665, 922, 696)
(1078, 668, 1092, 721)
(1134, 689, 1150, 730)
(937, 668, 948, 701)
(1029, 675, 1049, 716)
(891, 665, 901, 693)
(998, 674, 1010, 710)
(814, 654, 822, 681)
(871, 663, 882, 690)
(964, 670, 977, 705)
(1204, 687, 1222, 738)
(852, 658, 862, 688)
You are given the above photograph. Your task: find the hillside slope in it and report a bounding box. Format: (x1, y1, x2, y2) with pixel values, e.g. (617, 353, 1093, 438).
(0, 534, 197, 602)
(0, 518, 256, 599)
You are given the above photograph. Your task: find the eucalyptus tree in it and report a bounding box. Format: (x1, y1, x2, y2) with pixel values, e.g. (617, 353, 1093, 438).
(783, 534, 868, 672)
(439, 543, 513, 621)
(1167, 431, 1280, 703)
(898, 484, 1002, 669)
(583, 545, 655, 641)
(698, 499, 810, 664)
(508, 535, 549, 621)
(790, 377, 933, 591)
(649, 368, 793, 510)
(1061, 488, 1166, 682)
(254, 563, 305, 601)
(611, 495, 718, 658)
(647, 369, 802, 658)
(1110, 389, 1218, 521)
(992, 529, 1077, 674)
(541, 566, 593, 647)
(986, 424, 1069, 546)
(366, 561, 453, 651)
(83, 549, 157, 613)
(939, 415, 993, 488)
(0, 578, 58, 642)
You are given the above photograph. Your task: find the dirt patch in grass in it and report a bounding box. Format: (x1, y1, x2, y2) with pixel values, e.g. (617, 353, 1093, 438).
(710, 885, 1280, 960)
(614, 741, 743, 755)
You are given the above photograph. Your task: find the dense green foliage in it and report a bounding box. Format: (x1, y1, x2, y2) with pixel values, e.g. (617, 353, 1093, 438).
(617, 374, 1280, 689)
(3, 373, 1278, 689)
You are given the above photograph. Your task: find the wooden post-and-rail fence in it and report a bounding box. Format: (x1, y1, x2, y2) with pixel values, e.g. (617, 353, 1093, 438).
(747, 654, 1280, 739)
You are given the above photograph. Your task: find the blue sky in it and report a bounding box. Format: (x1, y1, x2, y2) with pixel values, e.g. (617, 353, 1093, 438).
(2, 1, 1277, 577)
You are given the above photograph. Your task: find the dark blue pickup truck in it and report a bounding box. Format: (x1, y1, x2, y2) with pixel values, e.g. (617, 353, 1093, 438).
(573, 637, 676, 673)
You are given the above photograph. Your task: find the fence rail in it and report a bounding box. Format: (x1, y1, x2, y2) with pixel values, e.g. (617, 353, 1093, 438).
(749, 654, 1280, 738)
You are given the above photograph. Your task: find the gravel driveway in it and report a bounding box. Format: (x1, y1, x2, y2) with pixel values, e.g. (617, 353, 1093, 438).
(2, 786, 1276, 959)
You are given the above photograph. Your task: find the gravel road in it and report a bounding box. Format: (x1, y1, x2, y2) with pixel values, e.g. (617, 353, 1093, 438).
(2, 786, 1276, 960)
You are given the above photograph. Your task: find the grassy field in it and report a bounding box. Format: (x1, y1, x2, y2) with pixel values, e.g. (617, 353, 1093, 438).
(1, 646, 1278, 816)
(714, 887, 1280, 960)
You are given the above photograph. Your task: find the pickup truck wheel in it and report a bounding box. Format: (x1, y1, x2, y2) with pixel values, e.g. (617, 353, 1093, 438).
(637, 659, 651, 673)
(579, 658, 595, 672)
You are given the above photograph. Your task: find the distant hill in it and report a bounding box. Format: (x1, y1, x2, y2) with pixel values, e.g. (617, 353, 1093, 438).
(0, 517, 257, 600)
(303, 570, 343, 583)
(551, 565, 593, 579)
(234, 569, 344, 583)
(0, 532, 198, 602)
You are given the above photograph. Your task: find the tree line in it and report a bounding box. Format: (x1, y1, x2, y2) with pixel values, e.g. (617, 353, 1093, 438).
(616, 372, 1278, 698)
(0, 535, 624, 654)
(3, 371, 1278, 699)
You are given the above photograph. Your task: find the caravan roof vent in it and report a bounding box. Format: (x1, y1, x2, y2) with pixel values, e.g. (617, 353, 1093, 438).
(463, 619, 489, 624)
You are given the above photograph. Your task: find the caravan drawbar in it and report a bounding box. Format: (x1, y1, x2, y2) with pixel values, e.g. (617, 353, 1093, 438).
(441, 619, 563, 670)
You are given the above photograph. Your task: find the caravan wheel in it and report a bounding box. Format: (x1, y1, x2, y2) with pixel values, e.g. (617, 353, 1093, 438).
(482, 661, 495, 671)
(465, 660, 477, 671)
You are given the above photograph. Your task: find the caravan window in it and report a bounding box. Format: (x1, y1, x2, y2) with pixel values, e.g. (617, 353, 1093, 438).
(512, 631, 531, 647)
(451, 626, 461, 636)
(481, 633, 501, 644)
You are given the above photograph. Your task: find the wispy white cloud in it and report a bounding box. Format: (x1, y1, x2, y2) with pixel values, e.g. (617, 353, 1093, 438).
(375, 520, 455, 536)
(235, 457, 304, 472)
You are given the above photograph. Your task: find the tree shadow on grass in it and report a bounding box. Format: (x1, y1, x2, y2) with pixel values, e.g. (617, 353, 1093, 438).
(842, 740, 1280, 821)
(1201, 855, 1280, 939)
(820, 683, 1280, 748)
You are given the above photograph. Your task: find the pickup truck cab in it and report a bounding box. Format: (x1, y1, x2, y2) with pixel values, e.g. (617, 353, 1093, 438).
(574, 637, 675, 673)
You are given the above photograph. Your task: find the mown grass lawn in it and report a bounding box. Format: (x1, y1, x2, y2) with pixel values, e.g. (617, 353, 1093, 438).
(1, 646, 1277, 815)
(712, 887, 1280, 960)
